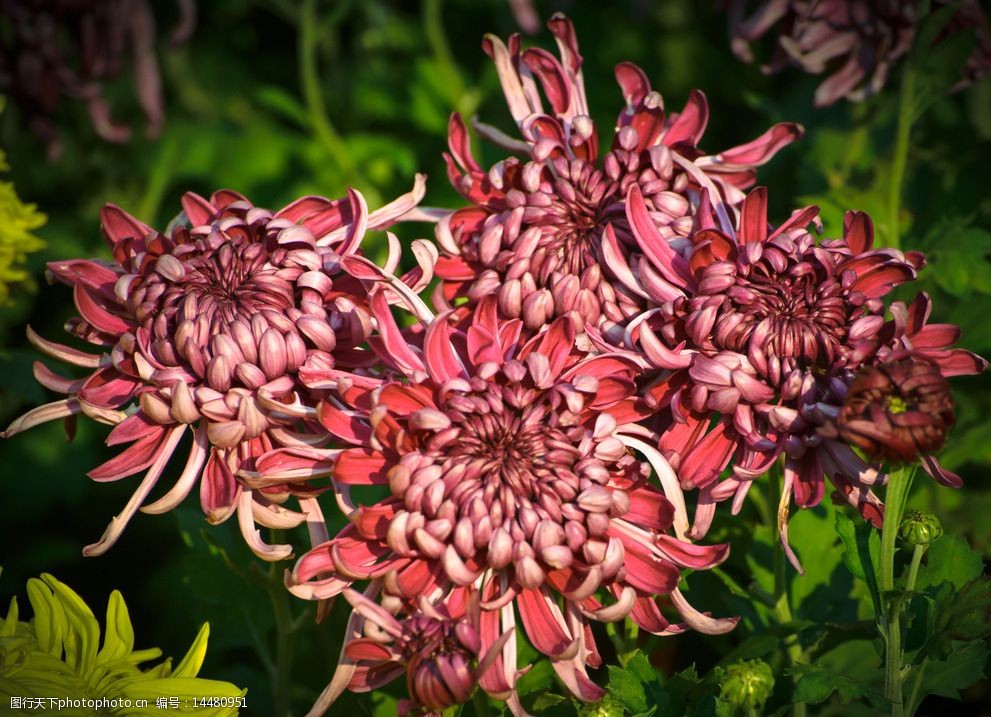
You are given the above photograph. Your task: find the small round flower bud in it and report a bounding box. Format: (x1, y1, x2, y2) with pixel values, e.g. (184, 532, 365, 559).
(717, 659, 775, 711)
(899, 510, 943, 547)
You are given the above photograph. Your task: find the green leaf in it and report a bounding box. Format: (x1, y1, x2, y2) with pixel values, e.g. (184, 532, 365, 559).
(790, 664, 870, 705)
(917, 535, 984, 590)
(914, 641, 990, 703)
(607, 661, 650, 713)
(931, 577, 991, 658)
(254, 85, 309, 128)
(530, 693, 568, 710)
(936, 419, 991, 470)
(912, 1, 977, 116)
(927, 227, 991, 298)
(834, 510, 881, 615)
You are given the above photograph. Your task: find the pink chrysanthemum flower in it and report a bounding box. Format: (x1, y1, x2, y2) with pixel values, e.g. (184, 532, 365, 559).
(725, 0, 991, 106)
(436, 13, 801, 333)
(2, 179, 432, 559)
(252, 296, 735, 713)
(322, 587, 513, 716)
(603, 186, 982, 556)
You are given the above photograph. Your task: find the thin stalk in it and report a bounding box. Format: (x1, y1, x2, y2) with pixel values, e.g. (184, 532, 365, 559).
(879, 467, 915, 717)
(767, 464, 806, 717)
(627, 615, 640, 645)
(885, 602, 904, 717)
(268, 533, 295, 717)
(905, 655, 929, 716)
(886, 63, 916, 249)
(423, 0, 462, 99)
(298, 0, 357, 180)
(472, 689, 492, 717)
(905, 544, 925, 595)
(898, 542, 928, 716)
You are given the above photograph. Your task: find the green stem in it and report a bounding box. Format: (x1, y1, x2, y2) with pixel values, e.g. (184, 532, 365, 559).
(423, 0, 462, 99)
(885, 603, 904, 717)
(886, 63, 916, 249)
(472, 688, 492, 717)
(905, 544, 925, 595)
(767, 464, 806, 717)
(268, 535, 295, 717)
(905, 655, 929, 717)
(136, 135, 178, 222)
(298, 0, 357, 180)
(897, 543, 928, 717)
(880, 467, 915, 717)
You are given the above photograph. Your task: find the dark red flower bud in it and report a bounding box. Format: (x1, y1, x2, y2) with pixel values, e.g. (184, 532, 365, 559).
(837, 353, 955, 463)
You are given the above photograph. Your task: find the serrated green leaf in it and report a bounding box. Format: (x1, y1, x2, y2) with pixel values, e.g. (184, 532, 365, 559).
(790, 664, 870, 705)
(607, 662, 649, 713)
(913, 640, 990, 705)
(931, 577, 991, 658)
(918, 535, 983, 590)
(912, 2, 976, 116)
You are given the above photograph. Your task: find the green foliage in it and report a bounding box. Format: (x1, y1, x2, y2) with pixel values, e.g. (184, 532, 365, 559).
(0, 103, 45, 306)
(788, 665, 872, 706)
(603, 652, 725, 717)
(0, 573, 245, 715)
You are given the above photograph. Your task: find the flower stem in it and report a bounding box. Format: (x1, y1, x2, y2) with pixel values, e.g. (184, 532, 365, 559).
(886, 62, 916, 249)
(298, 0, 357, 181)
(879, 467, 915, 717)
(268, 534, 295, 717)
(767, 465, 806, 717)
(905, 544, 925, 595)
(472, 689, 492, 717)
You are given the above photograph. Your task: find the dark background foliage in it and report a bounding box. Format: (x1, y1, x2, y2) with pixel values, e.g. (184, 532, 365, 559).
(0, 1, 988, 715)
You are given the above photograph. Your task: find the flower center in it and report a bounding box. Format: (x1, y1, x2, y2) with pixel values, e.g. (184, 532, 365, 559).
(523, 158, 615, 277)
(884, 395, 909, 414)
(382, 366, 636, 589)
(741, 278, 846, 365)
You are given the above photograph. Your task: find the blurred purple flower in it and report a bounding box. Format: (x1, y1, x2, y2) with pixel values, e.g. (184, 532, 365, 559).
(0, 0, 197, 158)
(2, 179, 431, 560)
(725, 0, 991, 106)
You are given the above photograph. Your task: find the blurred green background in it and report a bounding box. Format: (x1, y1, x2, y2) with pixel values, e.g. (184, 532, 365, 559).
(0, 1, 989, 715)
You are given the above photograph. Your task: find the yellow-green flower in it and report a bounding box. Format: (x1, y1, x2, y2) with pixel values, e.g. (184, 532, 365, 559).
(0, 573, 246, 716)
(0, 109, 46, 305)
